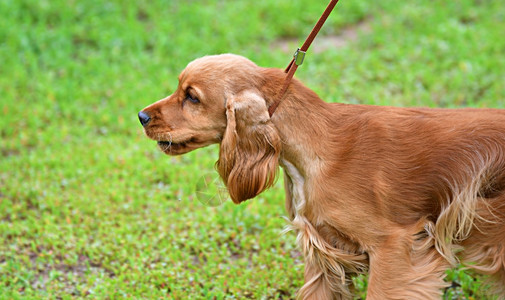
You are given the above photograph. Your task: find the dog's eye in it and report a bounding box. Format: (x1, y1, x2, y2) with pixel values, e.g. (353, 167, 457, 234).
(185, 92, 200, 104)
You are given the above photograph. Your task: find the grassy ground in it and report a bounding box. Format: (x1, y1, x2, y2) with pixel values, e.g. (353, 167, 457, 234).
(1, 0, 504, 298)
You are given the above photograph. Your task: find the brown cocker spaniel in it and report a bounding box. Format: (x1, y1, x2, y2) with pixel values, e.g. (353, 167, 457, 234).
(139, 54, 505, 299)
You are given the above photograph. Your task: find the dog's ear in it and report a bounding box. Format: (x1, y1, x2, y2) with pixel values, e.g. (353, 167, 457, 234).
(216, 90, 281, 204)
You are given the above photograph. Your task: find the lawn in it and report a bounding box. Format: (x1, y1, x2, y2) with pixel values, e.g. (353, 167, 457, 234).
(1, 0, 504, 298)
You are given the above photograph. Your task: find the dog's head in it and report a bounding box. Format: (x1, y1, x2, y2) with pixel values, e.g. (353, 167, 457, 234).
(139, 54, 281, 203)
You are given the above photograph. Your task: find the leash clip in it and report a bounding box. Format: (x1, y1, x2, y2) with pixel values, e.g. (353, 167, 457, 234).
(293, 48, 306, 66)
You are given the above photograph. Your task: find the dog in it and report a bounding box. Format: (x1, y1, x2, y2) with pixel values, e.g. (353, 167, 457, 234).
(139, 54, 505, 299)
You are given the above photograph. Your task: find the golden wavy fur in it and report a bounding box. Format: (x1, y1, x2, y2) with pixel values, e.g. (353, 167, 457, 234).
(139, 54, 505, 299)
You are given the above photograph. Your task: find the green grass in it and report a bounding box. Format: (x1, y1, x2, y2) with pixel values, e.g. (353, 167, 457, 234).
(1, 0, 504, 298)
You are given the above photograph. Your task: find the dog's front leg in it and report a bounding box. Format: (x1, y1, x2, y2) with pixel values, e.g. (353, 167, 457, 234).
(366, 228, 448, 300)
(297, 258, 349, 300)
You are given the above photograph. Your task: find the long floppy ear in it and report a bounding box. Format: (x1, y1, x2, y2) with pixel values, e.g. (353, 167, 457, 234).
(216, 90, 281, 204)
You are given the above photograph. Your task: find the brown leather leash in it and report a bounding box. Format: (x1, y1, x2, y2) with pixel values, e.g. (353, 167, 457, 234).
(268, 0, 340, 117)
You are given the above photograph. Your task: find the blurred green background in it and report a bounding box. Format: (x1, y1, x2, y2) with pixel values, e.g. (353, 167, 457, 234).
(1, 0, 504, 298)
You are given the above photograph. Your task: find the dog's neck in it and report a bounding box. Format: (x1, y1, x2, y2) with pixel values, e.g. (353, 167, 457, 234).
(259, 68, 340, 220)
(260, 67, 334, 179)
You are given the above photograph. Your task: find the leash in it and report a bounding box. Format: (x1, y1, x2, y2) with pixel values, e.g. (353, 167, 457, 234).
(268, 0, 340, 117)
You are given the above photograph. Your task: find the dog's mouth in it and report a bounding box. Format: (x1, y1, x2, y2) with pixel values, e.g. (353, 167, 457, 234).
(156, 138, 200, 155)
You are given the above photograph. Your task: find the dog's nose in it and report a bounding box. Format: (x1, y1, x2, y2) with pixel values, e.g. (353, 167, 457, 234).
(138, 111, 151, 127)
